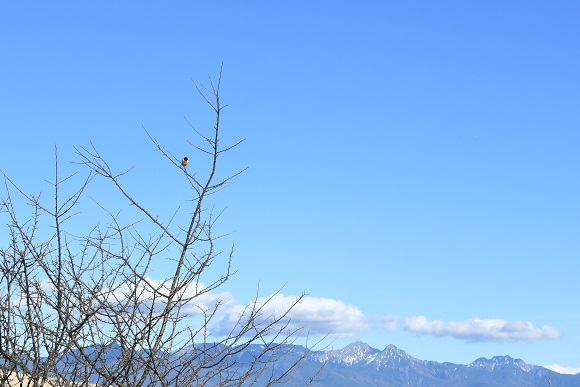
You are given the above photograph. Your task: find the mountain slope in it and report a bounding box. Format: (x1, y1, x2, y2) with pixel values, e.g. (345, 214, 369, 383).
(43, 341, 580, 386)
(299, 341, 578, 387)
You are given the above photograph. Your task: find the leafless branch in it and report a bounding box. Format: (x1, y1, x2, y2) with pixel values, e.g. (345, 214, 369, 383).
(0, 67, 326, 386)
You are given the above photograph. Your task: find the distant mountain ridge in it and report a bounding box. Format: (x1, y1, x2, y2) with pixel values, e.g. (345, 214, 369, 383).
(44, 341, 580, 386)
(299, 341, 579, 386)
(313, 341, 419, 366)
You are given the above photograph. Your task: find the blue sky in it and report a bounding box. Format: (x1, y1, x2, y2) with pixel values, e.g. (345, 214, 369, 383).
(1, 1, 580, 374)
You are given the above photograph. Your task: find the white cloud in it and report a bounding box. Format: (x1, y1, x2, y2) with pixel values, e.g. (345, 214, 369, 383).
(377, 315, 399, 332)
(83, 277, 386, 339)
(15, 275, 563, 350)
(544, 364, 580, 375)
(404, 316, 561, 343)
(104, 277, 234, 317)
(212, 294, 372, 338)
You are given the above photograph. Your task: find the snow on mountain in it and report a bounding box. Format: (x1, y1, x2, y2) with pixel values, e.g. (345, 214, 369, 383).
(310, 341, 428, 369)
(468, 355, 535, 372)
(47, 341, 580, 386)
(315, 341, 380, 365)
(301, 342, 576, 386)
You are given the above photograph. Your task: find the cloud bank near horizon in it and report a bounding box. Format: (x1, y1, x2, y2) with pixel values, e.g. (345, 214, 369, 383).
(92, 278, 562, 345)
(211, 293, 382, 338)
(544, 364, 580, 375)
(403, 315, 561, 343)
(205, 290, 560, 344)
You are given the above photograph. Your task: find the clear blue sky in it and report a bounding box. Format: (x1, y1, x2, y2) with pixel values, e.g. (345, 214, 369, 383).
(1, 1, 579, 374)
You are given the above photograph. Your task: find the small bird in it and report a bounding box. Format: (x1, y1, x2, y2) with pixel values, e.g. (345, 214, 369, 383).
(181, 157, 189, 167)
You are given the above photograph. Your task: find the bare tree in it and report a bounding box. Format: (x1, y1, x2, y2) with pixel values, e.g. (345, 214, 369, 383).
(0, 66, 325, 387)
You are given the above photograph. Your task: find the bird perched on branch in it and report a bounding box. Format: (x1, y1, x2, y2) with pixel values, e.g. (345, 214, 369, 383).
(181, 157, 188, 167)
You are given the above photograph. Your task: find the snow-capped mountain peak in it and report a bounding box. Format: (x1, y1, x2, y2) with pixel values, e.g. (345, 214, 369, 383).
(316, 341, 379, 365)
(469, 354, 534, 373)
(311, 341, 420, 369)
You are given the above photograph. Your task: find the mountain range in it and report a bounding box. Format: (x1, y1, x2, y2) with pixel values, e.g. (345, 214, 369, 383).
(296, 341, 579, 386)
(39, 341, 580, 386)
